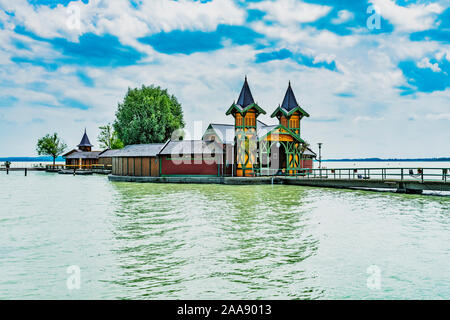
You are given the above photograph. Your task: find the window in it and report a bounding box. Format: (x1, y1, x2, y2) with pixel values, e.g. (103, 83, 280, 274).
(236, 115, 243, 127)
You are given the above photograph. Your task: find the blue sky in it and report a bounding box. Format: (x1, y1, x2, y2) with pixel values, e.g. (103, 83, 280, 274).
(0, 0, 449, 158)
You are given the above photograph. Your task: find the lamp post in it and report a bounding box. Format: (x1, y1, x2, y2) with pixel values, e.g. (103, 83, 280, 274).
(318, 143, 322, 169)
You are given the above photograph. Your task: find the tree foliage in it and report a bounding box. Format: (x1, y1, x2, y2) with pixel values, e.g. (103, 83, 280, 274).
(300, 141, 311, 154)
(98, 123, 124, 149)
(36, 133, 67, 164)
(113, 85, 185, 145)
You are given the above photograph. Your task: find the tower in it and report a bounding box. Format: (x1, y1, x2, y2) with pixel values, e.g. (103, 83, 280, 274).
(78, 129, 93, 152)
(268, 82, 310, 175)
(270, 81, 309, 138)
(225, 76, 266, 176)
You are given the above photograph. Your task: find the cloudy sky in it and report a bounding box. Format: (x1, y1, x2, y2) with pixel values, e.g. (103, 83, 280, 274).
(0, 0, 449, 158)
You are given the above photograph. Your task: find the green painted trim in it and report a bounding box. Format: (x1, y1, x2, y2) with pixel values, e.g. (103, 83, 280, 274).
(201, 124, 225, 144)
(225, 103, 266, 116)
(258, 124, 305, 144)
(159, 156, 161, 176)
(270, 106, 310, 118)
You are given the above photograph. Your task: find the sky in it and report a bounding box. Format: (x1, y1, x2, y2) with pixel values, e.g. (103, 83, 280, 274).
(0, 0, 449, 158)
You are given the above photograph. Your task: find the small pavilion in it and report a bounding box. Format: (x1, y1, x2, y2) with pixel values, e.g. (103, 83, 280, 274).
(63, 129, 101, 168)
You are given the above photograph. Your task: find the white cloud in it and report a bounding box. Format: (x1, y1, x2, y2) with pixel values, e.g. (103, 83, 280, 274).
(248, 0, 331, 25)
(250, 21, 359, 48)
(353, 116, 385, 123)
(0, 0, 246, 45)
(417, 57, 441, 72)
(370, 0, 444, 32)
(331, 10, 354, 24)
(1, 0, 450, 159)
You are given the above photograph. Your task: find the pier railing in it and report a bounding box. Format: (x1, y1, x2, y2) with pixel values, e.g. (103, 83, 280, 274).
(255, 167, 450, 182)
(45, 164, 112, 170)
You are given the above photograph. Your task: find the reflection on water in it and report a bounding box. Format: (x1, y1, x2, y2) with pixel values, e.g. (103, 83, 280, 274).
(110, 183, 321, 299)
(0, 172, 448, 299)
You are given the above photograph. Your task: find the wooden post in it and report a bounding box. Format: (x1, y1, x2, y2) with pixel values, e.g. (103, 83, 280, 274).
(401, 169, 403, 181)
(25, 168, 27, 176)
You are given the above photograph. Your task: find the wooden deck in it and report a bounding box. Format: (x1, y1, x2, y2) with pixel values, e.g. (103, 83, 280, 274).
(108, 166, 450, 194)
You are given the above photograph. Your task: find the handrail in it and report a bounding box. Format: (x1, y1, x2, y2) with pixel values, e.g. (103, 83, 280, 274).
(46, 164, 112, 170)
(252, 167, 450, 182)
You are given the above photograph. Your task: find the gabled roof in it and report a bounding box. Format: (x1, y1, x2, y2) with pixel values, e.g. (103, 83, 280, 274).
(159, 140, 224, 155)
(98, 149, 121, 158)
(78, 129, 93, 147)
(271, 82, 309, 118)
(203, 120, 273, 144)
(111, 143, 165, 157)
(62, 149, 79, 157)
(303, 147, 317, 157)
(236, 76, 254, 108)
(64, 151, 101, 159)
(203, 123, 235, 144)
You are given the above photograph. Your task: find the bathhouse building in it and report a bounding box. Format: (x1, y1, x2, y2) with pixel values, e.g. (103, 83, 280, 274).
(63, 129, 102, 167)
(110, 77, 316, 178)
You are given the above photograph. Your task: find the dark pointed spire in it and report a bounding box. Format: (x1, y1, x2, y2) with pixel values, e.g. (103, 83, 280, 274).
(236, 76, 255, 108)
(78, 128, 93, 147)
(281, 81, 300, 112)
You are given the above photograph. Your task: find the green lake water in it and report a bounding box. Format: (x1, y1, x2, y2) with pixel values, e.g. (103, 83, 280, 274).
(0, 171, 449, 299)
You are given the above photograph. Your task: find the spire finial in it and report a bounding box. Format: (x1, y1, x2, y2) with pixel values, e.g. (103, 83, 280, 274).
(245, 75, 247, 82)
(289, 80, 291, 86)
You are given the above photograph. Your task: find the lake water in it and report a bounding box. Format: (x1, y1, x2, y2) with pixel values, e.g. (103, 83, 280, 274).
(0, 168, 449, 299)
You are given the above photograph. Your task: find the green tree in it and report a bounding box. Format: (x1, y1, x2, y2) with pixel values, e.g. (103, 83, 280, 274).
(98, 123, 124, 149)
(114, 85, 185, 145)
(300, 141, 311, 154)
(36, 133, 67, 165)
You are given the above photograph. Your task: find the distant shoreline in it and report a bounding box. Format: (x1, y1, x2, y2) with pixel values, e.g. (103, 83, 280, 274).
(0, 157, 65, 162)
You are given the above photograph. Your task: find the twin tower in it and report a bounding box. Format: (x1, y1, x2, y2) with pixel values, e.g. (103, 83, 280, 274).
(224, 77, 311, 177)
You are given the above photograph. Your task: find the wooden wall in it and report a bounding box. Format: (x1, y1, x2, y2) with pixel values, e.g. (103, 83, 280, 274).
(160, 156, 219, 176)
(65, 158, 98, 167)
(98, 157, 112, 166)
(300, 158, 313, 169)
(111, 157, 159, 177)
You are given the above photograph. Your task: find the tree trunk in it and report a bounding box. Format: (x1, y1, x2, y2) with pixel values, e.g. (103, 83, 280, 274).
(53, 156, 56, 165)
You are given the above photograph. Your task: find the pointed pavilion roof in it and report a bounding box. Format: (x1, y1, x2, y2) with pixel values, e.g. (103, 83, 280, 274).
(236, 76, 255, 108)
(226, 76, 266, 116)
(271, 81, 310, 118)
(78, 129, 93, 147)
(281, 81, 300, 112)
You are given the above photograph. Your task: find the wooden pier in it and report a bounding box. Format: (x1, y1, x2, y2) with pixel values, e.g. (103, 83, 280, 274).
(108, 167, 450, 194)
(45, 164, 112, 174)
